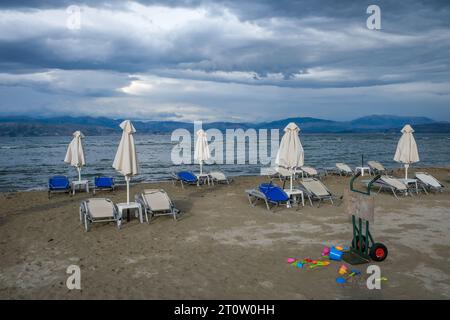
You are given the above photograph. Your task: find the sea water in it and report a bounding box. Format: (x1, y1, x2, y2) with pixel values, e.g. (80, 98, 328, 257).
(0, 133, 449, 192)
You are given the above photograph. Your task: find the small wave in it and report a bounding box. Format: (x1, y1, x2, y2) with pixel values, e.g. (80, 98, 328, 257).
(24, 186, 47, 192)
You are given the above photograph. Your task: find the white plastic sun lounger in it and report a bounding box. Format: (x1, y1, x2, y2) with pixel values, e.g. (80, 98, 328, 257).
(209, 171, 233, 184)
(79, 198, 120, 232)
(135, 189, 180, 222)
(415, 172, 444, 193)
(299, 178, 336, 207)
(368, 161, 387, 175)
(336, 163, 354, 176)
(301, 166, 320, 178)
(369, 176, 410, 199)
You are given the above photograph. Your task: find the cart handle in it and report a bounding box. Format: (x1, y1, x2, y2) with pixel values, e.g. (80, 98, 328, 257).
(350, 171, 382, 195)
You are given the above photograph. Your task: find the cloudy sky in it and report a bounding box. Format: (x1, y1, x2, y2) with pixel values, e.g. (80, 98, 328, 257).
(0, 0, 449, 122)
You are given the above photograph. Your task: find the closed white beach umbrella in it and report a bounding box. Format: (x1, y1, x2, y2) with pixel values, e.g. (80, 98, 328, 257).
(64, 131, 85, 182)
(275, 122, 304, 191)
(113, 120, 139, 204)
(194, 129, 210, 174)
(394, 124, 420, 179)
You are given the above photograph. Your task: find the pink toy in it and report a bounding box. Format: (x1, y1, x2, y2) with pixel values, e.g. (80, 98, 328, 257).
(287, 258, 297, 264)
(322, 246, 330, 256)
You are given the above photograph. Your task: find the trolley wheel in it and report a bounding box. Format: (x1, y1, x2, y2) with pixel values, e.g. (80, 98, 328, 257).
(352, 235, 367, 251)
(370, 243, 388, 262)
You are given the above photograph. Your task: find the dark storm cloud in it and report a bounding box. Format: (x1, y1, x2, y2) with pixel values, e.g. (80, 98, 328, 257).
(0, 0, 449, 120)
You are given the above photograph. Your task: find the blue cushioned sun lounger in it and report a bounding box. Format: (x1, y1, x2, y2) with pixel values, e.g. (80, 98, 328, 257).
(93, 176, 115, 194)
(171, 171, 199, 188)
(246, 182, 291, 211)
(48, 175, 71, 198)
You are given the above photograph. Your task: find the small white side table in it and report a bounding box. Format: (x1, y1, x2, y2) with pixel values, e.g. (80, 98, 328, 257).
(355, 166, 371, 177)
(71, 180, 89, 195)
(400, 178, 419, 195)
(284, 189, 305, 208)
(116, 202, 145, 224)
(196, 173, 211, 186)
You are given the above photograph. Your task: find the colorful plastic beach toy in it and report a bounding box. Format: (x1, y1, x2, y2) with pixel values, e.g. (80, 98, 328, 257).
(322, 246, 330, 256)
(287, 258, 297, 264)
(329, 247, 343, 261)
(336, 277, 346, 284)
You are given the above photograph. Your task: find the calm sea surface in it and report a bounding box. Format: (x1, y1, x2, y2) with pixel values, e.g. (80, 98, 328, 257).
(0, 133, 449, 192)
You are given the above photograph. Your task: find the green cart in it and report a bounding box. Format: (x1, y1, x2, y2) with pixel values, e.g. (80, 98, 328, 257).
(342, 172, 388, 265)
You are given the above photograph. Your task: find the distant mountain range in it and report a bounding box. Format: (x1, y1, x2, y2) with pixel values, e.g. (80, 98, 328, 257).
(0, 114, 449, 137)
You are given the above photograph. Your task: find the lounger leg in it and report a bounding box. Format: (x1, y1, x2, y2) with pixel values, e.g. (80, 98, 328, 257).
(265, 199, 271, 211)
(392, 188, 399, 200)
(308, 196, 313, 207)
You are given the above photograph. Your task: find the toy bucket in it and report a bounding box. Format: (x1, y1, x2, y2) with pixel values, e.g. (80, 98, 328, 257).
(329, 247, 343, 261)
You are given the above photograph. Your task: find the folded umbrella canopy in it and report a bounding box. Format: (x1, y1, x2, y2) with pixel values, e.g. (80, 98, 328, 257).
(275, 122, 304, 191)
(394, 124, 420, 179)
(194, 129, 210, 174)
(64, 131, 85, 182)
(113, 120, 139, 204)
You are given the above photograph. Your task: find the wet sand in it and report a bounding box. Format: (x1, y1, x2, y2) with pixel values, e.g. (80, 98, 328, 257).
(0, 168, 449, 299)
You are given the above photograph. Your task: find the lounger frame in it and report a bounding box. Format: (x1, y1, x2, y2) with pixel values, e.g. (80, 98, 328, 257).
(368, 177, 412, 199)
(171, 172, 199, 188)
(79, 198, 121, 232)
(93, 177, 115, 195)
(415, 172, 445, 194)
(136, 189, 180, 221)
(245, 189, 292, 212)
(299, 178, 336, 207)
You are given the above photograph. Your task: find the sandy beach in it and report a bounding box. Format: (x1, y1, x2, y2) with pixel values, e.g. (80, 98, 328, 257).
(0, 168, 449, 300)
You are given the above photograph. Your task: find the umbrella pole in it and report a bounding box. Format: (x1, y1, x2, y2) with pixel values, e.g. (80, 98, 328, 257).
(290, 173, 293, 191)
(200, 161, 203, 174)
(405, 164, 409, 180)
(126, 176, 130, 204)
(77, 166, 81, 182)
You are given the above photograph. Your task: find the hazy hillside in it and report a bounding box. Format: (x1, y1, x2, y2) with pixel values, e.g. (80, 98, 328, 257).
(0, 115, 448, 137)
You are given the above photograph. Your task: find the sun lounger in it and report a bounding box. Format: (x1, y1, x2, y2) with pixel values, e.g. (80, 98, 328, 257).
(301, 166, 320, 178)
(336, 163, 354, 176)
(171, 171, 199, 188)
(209, 171, 233, 184)
(93, 176, 115, 194)
(368, 175, 410, 199)
(135, 189, 180, 222)
(368, 161, 387, 175)
(245, 183, 291, 211)
(48, 175, 71, 198)
(79, 198, 120, 232)
(415, 172, 444, 193)
(300, 178, 336, 207)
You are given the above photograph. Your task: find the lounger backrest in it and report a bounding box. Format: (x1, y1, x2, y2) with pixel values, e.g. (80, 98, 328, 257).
(368, 161, 385, 171)
(49, 176, 70, 189)
(380, 176, 407, 191)
(142, 189, 171, 211)
(86, 198, 115, 218)
(336, 163, 352, 173)
(415, 173, 442, 188)
(302, 166, 318, 176)
(178, 171, 197, 182)
(95, 176, 114, 188)
(210, 171, 227, 181)
(259, 183, 289, 202)
(301, 178, 330, 197)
